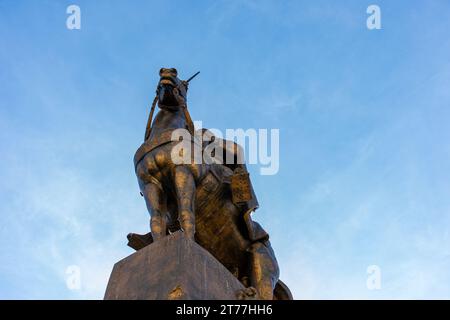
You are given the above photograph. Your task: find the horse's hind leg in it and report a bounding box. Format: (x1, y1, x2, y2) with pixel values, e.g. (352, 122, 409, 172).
(173, 165, 196, 239)
(141, 182, 167, 241)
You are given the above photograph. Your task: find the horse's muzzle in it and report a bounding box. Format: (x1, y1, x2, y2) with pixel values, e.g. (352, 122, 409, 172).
(159, 76, 176, 87)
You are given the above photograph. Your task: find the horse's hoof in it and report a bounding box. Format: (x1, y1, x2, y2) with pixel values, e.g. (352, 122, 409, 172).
(127, 232, 153, 251)
(237, 287, 258, 300)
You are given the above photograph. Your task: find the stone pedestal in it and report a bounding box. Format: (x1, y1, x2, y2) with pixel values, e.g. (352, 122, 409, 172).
(104, 231, 245, 300)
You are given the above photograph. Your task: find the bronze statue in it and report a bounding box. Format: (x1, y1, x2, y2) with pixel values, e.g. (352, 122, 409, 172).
(127, 68, 292, 300)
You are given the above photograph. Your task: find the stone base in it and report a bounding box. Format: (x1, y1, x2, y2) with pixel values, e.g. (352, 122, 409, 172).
(104, 231, 245, 300)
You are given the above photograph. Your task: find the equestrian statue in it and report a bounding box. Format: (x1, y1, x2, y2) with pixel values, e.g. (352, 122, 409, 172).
(127, 68, 292, 300)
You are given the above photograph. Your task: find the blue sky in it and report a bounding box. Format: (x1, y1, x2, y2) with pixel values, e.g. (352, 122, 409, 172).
(1, 0, 450, 299)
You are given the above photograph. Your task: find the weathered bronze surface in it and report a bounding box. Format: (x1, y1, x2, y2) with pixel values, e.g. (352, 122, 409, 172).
(111, 68, 292, 300)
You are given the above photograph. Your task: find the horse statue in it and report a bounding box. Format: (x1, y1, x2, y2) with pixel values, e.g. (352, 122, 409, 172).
(128, 68, 292, 300)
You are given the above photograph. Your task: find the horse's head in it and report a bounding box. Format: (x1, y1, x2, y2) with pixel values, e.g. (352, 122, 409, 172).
(156, 68, 188, 110)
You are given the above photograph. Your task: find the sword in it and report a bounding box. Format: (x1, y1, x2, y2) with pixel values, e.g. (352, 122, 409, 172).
(186, 71, 200, 83)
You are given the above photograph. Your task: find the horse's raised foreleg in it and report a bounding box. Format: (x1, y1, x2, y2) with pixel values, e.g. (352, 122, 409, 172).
(173, 165, 196, 239)
(142, 182, 167, 241)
